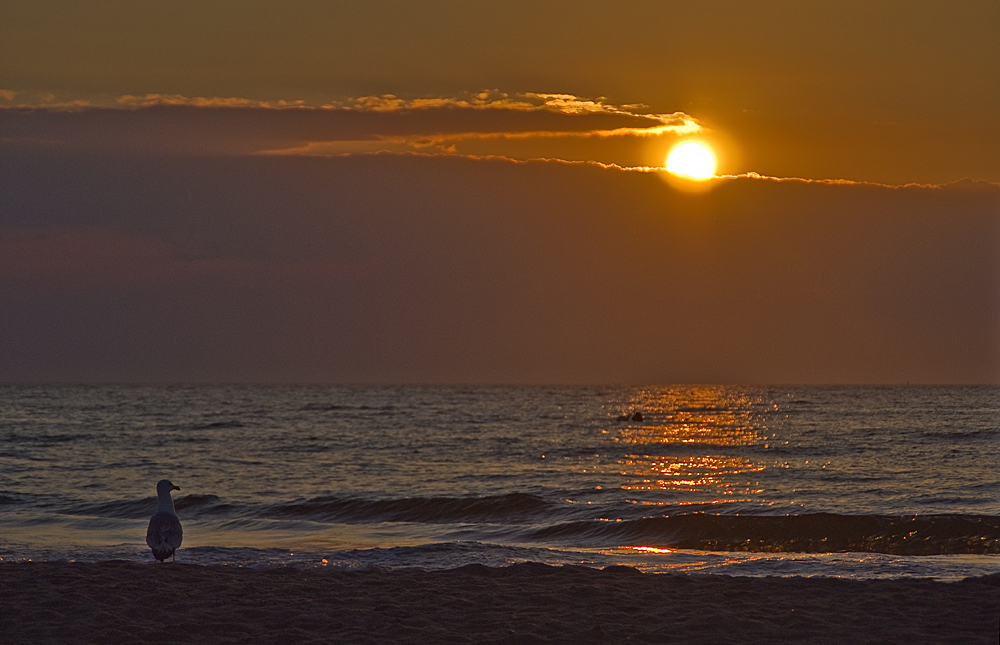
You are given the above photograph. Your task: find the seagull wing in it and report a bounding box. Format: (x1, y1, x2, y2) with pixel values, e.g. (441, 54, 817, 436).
(146, 511, 183, 561)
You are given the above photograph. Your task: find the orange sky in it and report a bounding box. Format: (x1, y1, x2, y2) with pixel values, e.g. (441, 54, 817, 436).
(4, 1, 999, 184)
(1, 2, 998, 383)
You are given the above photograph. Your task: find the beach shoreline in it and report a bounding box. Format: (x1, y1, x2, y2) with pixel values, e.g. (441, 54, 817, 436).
(2, 561, 998, 644)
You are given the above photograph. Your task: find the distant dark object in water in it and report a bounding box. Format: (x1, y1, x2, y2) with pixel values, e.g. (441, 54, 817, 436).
(146, 479, 183, 562)
(616, 411, 644, 422)
(631, 412, 643, 422)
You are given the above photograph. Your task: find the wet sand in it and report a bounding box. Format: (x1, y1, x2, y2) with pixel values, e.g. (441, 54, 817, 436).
(1, 561, 998, 644)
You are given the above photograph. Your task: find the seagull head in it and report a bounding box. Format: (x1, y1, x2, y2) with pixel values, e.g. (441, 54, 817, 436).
(156, 479, 181, 495)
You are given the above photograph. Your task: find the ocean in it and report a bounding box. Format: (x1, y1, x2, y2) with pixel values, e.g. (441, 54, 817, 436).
(1, 384, 997, 580)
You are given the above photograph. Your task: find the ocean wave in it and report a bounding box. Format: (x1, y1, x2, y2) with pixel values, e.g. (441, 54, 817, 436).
(189, 420, 245, 430)
(53, 492, 584, 524)
(529, 512, 1000, 555)
(44, 489, 1000, 556)
(1, 432, 90, 445)
(0, 492, 24, 506)
(62, 494, 240, 519)
(299, 403, 348, 411)
(265, 493, 559, 524)
(61, 498, 155, 519)
(920, 429, 997, 440)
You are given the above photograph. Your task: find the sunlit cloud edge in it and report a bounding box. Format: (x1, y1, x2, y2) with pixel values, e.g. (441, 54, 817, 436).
(4, 88, 996, 190)
(0, 88, 696, 125)
(258, 148, 999, 191)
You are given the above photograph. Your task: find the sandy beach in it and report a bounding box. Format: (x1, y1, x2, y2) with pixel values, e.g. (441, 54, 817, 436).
(1, 562, 997, 644)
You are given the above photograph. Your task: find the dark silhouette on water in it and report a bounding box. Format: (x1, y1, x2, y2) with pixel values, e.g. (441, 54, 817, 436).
(146, 479, 183, 562)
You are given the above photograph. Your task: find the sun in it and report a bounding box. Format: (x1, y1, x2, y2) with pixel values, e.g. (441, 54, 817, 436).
(666, 142, 716, 179)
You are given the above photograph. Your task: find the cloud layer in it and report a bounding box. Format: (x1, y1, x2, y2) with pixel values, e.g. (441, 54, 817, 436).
(1, 105, 997, 384)
(1, 92, 706, 171)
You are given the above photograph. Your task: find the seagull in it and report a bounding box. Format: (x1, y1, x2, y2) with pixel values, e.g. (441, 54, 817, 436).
(146, 479, 183, 562)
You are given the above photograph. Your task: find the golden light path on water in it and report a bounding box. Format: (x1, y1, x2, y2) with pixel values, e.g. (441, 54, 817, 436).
(589, 386, 768, 567)
(596, 386, 774, 568)
(613, 385, 769, 497)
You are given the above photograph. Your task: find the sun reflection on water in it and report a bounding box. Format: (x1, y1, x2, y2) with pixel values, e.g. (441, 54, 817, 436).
(621, 454, 765, 494)
(629, 546, 675, 554)
(612, 386, 770, 500)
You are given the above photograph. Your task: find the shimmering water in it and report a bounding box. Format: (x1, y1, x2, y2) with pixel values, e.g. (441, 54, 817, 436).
(1, 384, 997, 579)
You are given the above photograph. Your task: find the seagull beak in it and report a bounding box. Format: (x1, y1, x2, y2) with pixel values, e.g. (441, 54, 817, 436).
(173, 486, 181, 491)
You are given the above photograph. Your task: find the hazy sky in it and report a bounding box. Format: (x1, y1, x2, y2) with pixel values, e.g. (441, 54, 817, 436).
(1, 1, 998, 383)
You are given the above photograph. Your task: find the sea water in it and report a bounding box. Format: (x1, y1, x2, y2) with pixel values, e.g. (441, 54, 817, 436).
(1, 384, 997, 580)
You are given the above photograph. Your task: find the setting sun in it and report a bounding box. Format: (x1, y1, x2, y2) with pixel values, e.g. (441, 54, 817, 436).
(666, 142, 716, 179)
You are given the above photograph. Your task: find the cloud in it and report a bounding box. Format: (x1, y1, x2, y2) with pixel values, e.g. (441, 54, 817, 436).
(296, 115, 699, 149)
(115, 94, 309, 109)
(5, 88, 688, 124)
(4, 95, 993, 186)
(283, 91, 704, 165)
(14, 89, 989, 187)
(1, 90, 996, 383)
(339, 90, 670, 120)
(719, 172, 1000, 190)
(343, 90, 536, 113)
(1, 91, 705, 169)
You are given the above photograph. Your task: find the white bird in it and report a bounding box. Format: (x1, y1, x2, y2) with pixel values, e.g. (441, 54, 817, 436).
(146, 479, 183, 562)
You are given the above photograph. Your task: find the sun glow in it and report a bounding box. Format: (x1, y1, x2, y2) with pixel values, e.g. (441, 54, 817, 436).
(666, 142, 716, 179)
(630, 546, 675, 554)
